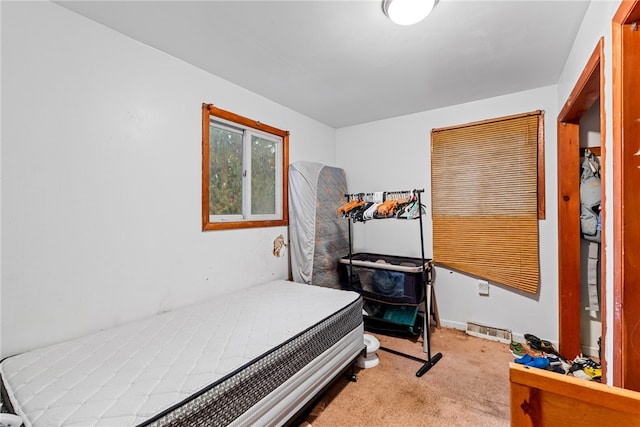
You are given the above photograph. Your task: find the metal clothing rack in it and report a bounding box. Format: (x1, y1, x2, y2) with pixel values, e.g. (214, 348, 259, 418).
(343, 189, 442, 377)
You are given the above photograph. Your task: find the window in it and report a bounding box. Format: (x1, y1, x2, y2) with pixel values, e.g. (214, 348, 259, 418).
(430, 111, 544, 293)
(202, 104, 289, 230)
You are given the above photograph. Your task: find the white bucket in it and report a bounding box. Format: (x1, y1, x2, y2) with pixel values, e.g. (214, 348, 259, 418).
(356, 334, 380, 368)
(0, 414, 23, 427)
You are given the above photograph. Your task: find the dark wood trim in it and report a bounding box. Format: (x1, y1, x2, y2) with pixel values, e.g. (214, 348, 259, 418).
(202, 104, 211, 231)
(557, 121, 582, 358)
(612, 0, 640, 390)
(205, 103, 289, 138)
(558, 41, 601, 124)
(557, 39, 604, 362)
(537, 114, 546, 219)
(202, 103, 289, 231)
(613, 0, 640, 23)
(621, 21, 640, 390)
(431, 110, 543, 133)
(611, 2, 625, 389)
(597, 38, 607, 384)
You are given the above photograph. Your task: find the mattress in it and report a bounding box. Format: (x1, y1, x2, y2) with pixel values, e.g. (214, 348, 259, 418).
(289, 161, 349, 289)
(0, 280, 363, 427)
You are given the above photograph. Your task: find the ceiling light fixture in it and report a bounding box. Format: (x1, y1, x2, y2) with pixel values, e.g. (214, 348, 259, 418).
(382, 0, 437, 26)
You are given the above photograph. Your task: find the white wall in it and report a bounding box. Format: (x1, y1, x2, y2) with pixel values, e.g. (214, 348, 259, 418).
(0, 1, 336, 357)
(336, 85, 559, 344)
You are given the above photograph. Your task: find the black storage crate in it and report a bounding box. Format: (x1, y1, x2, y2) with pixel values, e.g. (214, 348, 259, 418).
(361, 300, 424, 337)
(338, 252, 430, 305)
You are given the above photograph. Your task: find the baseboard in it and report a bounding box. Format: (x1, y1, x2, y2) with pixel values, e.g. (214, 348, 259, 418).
(439, 319, 514, 344)
(438, 320, 466, 331)
(441, 320, 522, 346)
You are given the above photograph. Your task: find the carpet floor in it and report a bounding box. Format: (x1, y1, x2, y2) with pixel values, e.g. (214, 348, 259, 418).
(301, 327, 514, 427)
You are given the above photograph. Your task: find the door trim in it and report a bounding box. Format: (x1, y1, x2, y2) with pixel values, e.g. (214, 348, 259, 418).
(612, 0, 640, 389)
(557, 39, 605, 375)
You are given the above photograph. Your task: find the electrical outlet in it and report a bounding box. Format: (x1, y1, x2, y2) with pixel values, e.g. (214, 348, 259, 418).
(478, 280, 489, 296)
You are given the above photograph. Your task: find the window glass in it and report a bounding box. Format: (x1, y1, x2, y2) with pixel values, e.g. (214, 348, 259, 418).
(209, 124, 243, 216)
(251, 135, 278, 216)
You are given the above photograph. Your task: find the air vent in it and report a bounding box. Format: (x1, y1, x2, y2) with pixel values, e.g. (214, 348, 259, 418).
(466, 322, 512, 344)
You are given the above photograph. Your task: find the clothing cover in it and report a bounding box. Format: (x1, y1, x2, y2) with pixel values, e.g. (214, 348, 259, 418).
(289, 161, 348, 288)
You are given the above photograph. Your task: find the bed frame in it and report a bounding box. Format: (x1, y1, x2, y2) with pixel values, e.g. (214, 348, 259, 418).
(510, 362, 640, 425)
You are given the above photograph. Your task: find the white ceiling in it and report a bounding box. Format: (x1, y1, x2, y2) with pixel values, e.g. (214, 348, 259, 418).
(56, 0, 591, 128)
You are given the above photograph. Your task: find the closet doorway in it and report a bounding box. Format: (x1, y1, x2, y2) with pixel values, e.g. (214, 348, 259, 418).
(612, 0, 640, 391)
(557, 39, 604, 375)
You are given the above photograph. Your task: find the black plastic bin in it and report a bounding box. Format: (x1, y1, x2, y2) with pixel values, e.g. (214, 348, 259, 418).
(338, 252, 430, 305)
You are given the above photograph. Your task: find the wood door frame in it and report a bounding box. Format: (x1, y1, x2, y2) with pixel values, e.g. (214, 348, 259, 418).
(557, 39, 605, 372)
(612, 0, 640, 389)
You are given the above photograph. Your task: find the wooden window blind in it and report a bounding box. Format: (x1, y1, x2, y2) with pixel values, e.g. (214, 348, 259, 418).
(431, 111, 543, 294)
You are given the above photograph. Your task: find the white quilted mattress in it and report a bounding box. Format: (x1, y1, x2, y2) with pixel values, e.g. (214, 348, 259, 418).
(0, 280, 362, 427)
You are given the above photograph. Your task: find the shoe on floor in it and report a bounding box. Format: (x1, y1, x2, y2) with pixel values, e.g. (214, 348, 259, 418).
(569, 355, 601, 381)
(572, 355, 601, 370)
(571, 369, 593, 380)
(583, 366, 602, 381)
(524, 333, 559, 355)
(547, 364, 567, 375)
(515, 354, 533, 364)
(510, 341, 527, 357)
(514, 354, 550, 369)
(546, 353, 571, 371)
(546, 353, 562, 366)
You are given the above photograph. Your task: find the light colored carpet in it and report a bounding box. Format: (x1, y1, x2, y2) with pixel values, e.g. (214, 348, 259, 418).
(303, 327, 513, 427)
